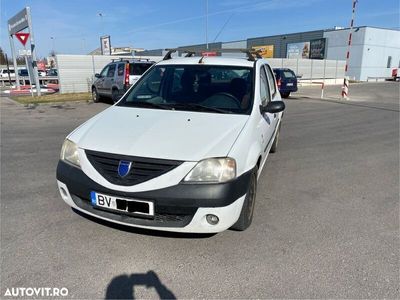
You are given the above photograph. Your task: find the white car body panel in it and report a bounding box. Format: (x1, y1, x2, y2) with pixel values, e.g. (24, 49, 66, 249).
(69, 106, 249, 162)
(129, 75, 140, 85)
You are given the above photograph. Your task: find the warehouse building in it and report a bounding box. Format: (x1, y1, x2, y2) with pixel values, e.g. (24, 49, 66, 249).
(139, 26, 400, 81)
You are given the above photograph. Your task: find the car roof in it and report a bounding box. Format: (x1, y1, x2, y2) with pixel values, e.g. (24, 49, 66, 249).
(109, 59, 154, 65)
(157, 56, 258, 68)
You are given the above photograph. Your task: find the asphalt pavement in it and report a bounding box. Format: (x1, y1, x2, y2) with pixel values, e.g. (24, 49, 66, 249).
(1, 82, 399, 299)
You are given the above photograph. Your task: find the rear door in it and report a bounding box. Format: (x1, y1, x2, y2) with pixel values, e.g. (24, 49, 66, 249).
(102, 63, 117, 96)
(116, 63, 126, 91)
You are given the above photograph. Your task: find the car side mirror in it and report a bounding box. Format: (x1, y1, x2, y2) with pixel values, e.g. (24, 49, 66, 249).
(95, 73, 101, 78)
(260, 101, 285, 114)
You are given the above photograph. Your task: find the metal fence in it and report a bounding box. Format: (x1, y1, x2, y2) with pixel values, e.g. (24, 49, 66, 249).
(267, 58, 346, 82)
(56, 54, 163, 94)
(56, 55, 346, 94)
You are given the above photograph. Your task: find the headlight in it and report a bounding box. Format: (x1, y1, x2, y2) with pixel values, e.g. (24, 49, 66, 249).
(60, 139, 80, 167)
(184, 158, 236, 183)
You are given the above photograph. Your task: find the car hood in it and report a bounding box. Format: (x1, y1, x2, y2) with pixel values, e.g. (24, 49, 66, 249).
(69, 106, 249, 161)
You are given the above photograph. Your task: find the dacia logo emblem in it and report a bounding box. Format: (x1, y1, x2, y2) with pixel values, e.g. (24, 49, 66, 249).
(118, 160, 132, 178)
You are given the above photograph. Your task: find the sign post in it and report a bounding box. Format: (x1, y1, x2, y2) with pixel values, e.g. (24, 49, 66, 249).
(8, 35, 20, 88)
(26, 7, 41, 96)
(8, 7, 41, 96)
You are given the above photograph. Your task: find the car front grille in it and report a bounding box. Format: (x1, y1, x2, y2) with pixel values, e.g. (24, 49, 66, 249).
(85, 150, 183, 186)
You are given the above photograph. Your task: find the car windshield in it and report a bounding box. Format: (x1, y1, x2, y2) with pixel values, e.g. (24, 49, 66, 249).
(119, 64, 254, 115)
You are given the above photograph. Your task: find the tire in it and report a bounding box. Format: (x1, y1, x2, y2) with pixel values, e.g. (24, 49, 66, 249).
(92, 88, 100, 103)
(270, 123, 281, 153)
(231, 167, 258, 231)
(112, 89, 119, 103)
(281, 92, 290, 98)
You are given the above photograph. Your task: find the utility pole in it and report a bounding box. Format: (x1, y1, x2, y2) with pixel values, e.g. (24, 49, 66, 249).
(205, 0, 209, 50)
(341, 0, 358, 100)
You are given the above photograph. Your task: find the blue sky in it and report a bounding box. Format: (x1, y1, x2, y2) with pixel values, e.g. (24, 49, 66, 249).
(1, 0, 399, 58)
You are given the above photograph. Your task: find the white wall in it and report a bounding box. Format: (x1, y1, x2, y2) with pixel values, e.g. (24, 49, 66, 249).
(267, 58, 345, 80)
(324, 27, 366, 80)
(359, 27, 400, 80)
(324, 27, 400, 81)
(56, 55, 162, 94)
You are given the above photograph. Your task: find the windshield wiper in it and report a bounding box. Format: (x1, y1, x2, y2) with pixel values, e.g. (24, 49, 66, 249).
(124, 101, 172, 110)
(167, 103, 231, 114)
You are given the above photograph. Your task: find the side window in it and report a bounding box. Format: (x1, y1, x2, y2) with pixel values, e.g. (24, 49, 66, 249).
(171, 68, 184, 93)
(107, 64, 116, 77)
(100, 65, 109, 77)
(260, 67, 271, 105)
(117, 63, 125, 76)
(265, 65, 277, 97)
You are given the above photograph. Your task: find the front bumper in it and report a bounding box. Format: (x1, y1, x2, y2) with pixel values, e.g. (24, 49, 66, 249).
(56, 160, 252, 233)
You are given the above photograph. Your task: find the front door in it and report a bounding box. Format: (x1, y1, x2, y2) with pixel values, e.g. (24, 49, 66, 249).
(96, 65, 109, 95)
(258, 65, 279, 167)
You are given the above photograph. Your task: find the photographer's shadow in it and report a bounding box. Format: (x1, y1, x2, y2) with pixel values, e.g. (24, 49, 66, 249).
(105, 271, 176, 300)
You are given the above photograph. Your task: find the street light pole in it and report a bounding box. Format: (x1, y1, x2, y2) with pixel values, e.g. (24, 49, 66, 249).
(50, 37, 55, 53)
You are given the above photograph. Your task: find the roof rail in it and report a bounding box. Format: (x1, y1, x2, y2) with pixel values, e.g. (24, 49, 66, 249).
(163, 48, 263, 61)
(163, 49, 196, 60)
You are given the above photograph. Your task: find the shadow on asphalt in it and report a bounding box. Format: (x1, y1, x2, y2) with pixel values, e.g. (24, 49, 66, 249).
(72, 208, 216, 239)
(105, 271, 176, 300)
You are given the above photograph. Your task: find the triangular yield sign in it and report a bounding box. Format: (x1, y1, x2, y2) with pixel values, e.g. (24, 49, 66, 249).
(15, 33, 30, 46)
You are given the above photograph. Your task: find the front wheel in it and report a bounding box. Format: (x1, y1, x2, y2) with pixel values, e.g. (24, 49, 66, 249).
(92, 88, 100, 103)
(231, 167, 258, 231)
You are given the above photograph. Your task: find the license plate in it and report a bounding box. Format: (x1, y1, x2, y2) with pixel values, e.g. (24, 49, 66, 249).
(286, 83, 293, 86)
(90, 191, 154, 217)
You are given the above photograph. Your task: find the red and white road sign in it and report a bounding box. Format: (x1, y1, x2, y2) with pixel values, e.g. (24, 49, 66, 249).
(15, 32, 30, 46)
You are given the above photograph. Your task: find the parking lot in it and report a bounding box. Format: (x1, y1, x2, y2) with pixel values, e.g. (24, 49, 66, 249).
(1, 82, 399, 298)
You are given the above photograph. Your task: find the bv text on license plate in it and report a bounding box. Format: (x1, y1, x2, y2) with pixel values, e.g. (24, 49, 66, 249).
(90, 191, 154, 217)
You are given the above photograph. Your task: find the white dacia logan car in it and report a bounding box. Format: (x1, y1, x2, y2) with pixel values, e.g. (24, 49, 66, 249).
(56, 50, 285, 233)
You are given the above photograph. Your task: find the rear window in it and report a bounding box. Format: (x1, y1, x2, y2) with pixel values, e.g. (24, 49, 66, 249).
(283, 71, 296, 78)
(130, 63, 152, 76)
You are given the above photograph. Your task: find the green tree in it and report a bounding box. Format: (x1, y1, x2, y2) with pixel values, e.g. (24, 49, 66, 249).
(0, 47, 10, 65)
